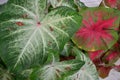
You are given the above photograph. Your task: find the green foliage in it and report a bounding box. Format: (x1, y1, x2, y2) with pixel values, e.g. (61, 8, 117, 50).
(0, 0, 82, 71)
(66, 47, 99, 80)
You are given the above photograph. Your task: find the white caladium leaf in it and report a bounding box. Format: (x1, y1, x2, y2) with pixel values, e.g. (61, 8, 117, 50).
(0, 0, 8, 5)
(38, 54, 84, 80)
(0, 0, 82, 70)
(65, 47, 99, 80)
(80, 0, 102, 7)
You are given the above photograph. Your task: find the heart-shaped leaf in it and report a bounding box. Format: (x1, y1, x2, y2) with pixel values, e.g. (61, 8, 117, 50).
(65, 47, 99, 80)
(0, 0, 82, 70)
(72, 7, 119, 51)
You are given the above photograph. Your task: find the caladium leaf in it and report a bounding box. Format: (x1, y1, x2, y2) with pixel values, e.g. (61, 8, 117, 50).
(65, 47, 99, 80)
(5, 0, 47, 18)
(100, 42, 120, 65)
(72, 7, 119, 51)
(87, 50, 105, 68)
(47, 0, 59, 8)
(58, 0, 77, 10)
(105, 51, 119, 61)
(74, 0, 86, 8)
(113, 42, 120, 53)
(102, 50, 119, 65)
(0, 0, 82, 70)
(88, 50, 104, 61)
(104, 0, 117, 8)
(38, 54, 84, 80)
(20, 68, 33, 80)
(48, 0, 76, 10)
(60, 41, 74, 57)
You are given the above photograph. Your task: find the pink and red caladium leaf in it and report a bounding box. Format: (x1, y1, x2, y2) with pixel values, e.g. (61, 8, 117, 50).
(113, 42, 120, 53)
(101, 42, 120, 65)
(105, 51, 119, 61)
(104, 0, 120, 10)
(105, 0, 117, 8)
(88, 50, 104, 61)
(88, 50, 105, 67)
(72, 7, 119, 51)
(102, 50, 120, 65)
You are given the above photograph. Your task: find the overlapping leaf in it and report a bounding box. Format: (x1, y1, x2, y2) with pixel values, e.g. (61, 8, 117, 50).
(38, 54, 84, 80)
(65, 47, 99, 80)
(47, 0, 76, 10)
(104, 0, 117, 8)
(0, 0, 82, 70)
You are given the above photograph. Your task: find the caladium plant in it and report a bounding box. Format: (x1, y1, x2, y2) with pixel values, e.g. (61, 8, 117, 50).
(0, 0, 120, 80)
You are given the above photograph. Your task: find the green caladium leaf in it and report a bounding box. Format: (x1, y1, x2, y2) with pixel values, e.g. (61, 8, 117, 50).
(0, 0, 82, 70)
(38, 54, 84, 80)
(65, 47, 99, 80)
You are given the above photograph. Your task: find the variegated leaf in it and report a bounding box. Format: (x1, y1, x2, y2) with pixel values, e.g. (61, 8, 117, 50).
(0, 0, 82, 70)
(65, 47, 99, 80)
(48, 0, 76, 10)
(38, 54, 84, 80)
